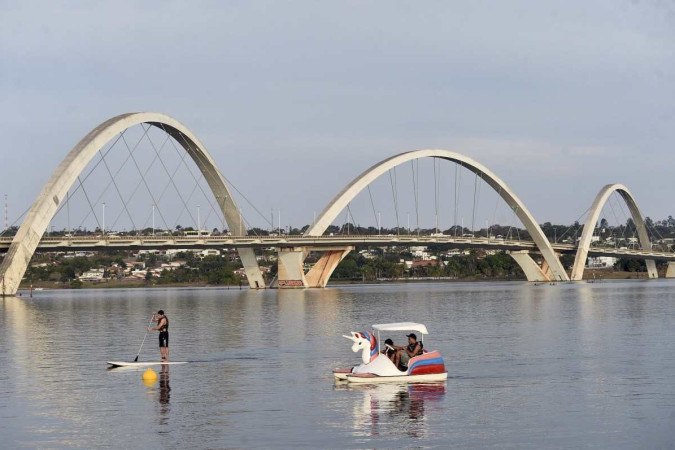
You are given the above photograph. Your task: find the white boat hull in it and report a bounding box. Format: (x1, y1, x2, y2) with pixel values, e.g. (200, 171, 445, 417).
(345, 372, 448, 384)
(333, 368, 352, 380)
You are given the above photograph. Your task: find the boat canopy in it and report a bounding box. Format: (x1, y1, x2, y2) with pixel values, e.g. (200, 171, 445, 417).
(372, 322, 429, 335)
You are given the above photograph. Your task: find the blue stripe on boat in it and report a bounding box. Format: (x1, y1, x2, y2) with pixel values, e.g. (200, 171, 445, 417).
(409, 357, 444, 369)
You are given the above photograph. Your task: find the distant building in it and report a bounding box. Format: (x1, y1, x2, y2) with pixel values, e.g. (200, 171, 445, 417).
(587, 256, 618, 268)
(79, 268, 105, 282)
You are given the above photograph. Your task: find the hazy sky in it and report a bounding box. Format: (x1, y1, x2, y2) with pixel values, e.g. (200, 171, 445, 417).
(2, 1, 674, 230)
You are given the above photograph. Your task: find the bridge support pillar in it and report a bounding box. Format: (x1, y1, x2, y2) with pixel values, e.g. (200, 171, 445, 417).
(665, 262, 675, 279)
(646, 259, 659, 279)
(276, 248, 308, 288)
(305, 246, 353, 288)
(238, 247, 266, 288)
(509, 251, 552, 282)
(273, 246, 354, 288)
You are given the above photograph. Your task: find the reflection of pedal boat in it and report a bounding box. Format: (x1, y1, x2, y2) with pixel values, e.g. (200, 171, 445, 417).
(333, 322, 447, 383)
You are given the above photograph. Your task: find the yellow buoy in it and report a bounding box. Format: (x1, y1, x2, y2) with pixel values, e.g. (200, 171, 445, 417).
(142, 368, 158, 383)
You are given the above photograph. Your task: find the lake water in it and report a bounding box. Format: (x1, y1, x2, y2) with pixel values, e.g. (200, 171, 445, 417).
(1, 280, 675, 448)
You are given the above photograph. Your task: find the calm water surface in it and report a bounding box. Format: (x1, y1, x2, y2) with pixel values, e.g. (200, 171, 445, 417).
(1, 280, 675, 448)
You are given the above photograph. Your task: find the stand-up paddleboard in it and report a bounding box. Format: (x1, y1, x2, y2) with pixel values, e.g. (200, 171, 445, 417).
(107, 361, 188, 368)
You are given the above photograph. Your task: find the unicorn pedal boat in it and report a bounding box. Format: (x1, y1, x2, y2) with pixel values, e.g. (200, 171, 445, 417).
(334, 322, 447, 383)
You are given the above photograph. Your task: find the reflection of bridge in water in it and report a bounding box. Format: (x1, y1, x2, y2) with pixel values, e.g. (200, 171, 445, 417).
(1, 112, 674, 296)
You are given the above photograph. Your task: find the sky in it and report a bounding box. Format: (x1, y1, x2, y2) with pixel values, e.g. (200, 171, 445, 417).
(2, 0, 674, 231)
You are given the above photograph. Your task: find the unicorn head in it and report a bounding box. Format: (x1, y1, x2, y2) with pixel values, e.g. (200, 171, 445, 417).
(343, 331, 379, 364)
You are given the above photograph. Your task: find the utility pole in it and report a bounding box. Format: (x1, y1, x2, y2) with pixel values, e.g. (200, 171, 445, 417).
(278, 210, 281, 235)
(407, 212, 410, 235)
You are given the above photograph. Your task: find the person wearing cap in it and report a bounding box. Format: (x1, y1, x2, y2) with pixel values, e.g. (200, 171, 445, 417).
(398, 333, 423, 369)
(148, 310, 169, 361)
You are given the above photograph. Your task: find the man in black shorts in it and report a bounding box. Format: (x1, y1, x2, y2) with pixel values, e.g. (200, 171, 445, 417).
(148, 310, 169, 361)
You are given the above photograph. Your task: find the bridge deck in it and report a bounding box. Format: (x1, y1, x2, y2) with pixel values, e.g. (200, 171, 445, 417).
(1, 235, 673, 260)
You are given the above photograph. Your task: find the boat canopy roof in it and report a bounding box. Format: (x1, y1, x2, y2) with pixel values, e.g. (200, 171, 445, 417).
(372, 322, 429, 335)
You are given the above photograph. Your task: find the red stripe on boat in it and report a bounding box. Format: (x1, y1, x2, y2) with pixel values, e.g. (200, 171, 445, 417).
(409, 363, 446, 376)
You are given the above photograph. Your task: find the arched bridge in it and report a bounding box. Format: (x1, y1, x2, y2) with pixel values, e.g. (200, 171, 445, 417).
(1, 113, 673, 295)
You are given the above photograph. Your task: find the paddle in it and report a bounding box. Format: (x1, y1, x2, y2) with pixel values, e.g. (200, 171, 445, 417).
(134, 313, 156, 362)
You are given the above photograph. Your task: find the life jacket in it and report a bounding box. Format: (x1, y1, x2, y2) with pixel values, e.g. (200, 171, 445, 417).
(407, 341, 423, 356)
(158, 315, 169, 332)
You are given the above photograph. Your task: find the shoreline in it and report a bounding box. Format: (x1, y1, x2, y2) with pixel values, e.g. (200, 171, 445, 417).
(16, 269, 665, 292)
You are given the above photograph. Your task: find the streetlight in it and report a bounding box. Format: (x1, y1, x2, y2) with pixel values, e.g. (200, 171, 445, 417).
(152, 204, 155, 236)
(197, 205, 201, 237)
(102, 202, 106, 235)
(377, 212, 381, 235)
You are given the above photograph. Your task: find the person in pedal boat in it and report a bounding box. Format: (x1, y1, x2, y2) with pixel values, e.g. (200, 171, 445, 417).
(382, 338, 399, 365)
(148, 310, 169, 361)
(393, 333, 423, 369)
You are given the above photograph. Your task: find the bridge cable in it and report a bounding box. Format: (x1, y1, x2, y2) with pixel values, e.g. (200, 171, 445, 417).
(471, 172, 479, 234)
(20, 128, 141, 234)
(157, 125, 222, 227)
(52, 129, 138, 229)
(178, 138, 268, 235)
(491, 186, 503, 238)
(555, 206, 592, 244)
(96, 148, 138, 232)
(410, 161, 420, 234)
(366, 185, 378, 231)
(129, 128, 201, 231)
(174, 129, 272, 233)
(63, 130, 128, 201)
(119, 133, 173, 232)
(612, 195, 633, 242)
(346, 203, 360, 235)
(170, 130, 241, 226)
(79, 127, 171, 232)
(75, 175, 103, 231)
(152, 130, 220, 234)
(136, 139, 192, 230)
(606, 195, 624, 246)
(174, 131, 274, 232)
(74, 128, 153, 231)
(388, 168, 400, 233)
(0, 204, 31, 237)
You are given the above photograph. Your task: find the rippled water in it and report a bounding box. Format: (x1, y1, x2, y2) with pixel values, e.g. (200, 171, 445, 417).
(2, 280, 675, 448)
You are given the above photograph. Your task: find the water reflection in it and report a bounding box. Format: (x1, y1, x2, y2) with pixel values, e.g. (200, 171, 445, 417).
(158, 365, 171, 423)
(336, 382, 446, 438)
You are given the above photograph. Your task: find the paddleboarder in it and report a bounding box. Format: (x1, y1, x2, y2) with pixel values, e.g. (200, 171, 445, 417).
(148, 310, 169, 361)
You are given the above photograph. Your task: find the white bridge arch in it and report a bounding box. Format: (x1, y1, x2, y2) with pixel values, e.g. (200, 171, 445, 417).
(304, 149, 570, 282)
(570, 183, 657, 280)
(0, 112, 265, 296)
